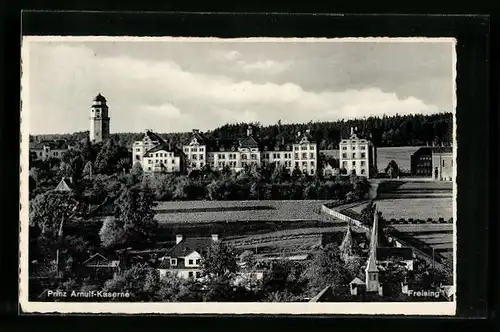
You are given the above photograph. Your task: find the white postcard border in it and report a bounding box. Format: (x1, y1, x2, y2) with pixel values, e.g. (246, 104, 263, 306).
(19, 36, 457, 315)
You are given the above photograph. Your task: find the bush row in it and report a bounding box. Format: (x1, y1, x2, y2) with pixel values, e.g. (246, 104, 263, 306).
(386, 217, 453, 225)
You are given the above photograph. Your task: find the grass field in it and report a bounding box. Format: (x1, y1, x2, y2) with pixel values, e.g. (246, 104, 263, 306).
(376, 146, 422, 172)
(154, 200, 340, 223)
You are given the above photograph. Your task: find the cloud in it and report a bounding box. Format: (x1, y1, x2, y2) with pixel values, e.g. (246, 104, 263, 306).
(142, 103, 182, 118)
(239, 59, 292, 75)
(27, 42, 445, 134)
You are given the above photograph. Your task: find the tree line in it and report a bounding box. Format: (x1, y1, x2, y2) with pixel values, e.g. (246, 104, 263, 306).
(30, 112, 453, 150)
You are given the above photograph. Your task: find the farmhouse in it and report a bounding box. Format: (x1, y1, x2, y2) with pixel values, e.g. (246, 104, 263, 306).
(158, 234, 219, 280)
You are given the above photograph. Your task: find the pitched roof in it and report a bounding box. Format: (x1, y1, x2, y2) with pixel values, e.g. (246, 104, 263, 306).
(309, 285, 333, 302)
(339, 224, 354, 259)
(239, 135, 260, 148)
(83, 253, 109, 265)
(350, 277, 365, 285)
(376, 247, 414, 261)
(54, 178, 73, 192)
(144, 130, 165, 144)
(30, 139, 74, 150)
(143, 142, 183, 157)
(165, 237, 216, 258)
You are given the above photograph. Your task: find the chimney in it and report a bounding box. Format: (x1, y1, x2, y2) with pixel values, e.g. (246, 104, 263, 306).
(247, 125, 253, 137)
(176, 234, 183, 244)
(211, 234, 219, 242)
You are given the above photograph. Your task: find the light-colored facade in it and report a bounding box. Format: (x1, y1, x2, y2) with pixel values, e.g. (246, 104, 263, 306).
(431, 148, 453, 181)
(133, 126, 318, 175)
(181, 127, 317, 175)
(339, 127, 377, 178)
(132, 130, 184, 174)
(30, 139, 75, 161)
(89, 93, 110, 143)
(158, 234, 219, 280)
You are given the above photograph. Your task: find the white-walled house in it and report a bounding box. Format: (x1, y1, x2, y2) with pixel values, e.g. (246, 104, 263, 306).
(132, 130, 186, 173)
(158, 234, 219, 280)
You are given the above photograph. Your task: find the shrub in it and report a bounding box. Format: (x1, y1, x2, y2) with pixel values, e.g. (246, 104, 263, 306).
(438, 217, 445, 223)
(448, 217, 454, 223)
(399, 218, 406, 224)
(390, 218, 397, 224)
(408, 218, 414, 224)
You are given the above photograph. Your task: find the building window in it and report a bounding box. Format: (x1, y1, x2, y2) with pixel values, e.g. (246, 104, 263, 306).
(342, 146, 347, 150)
(188, 271, 194, 278)
(192, 147, 198, 152)
(361, 153, 366, 158)
(301, 146, 307, 150)
(311, 161, 315, 167)
(295, 161, 299, 167)
(442, 160, 445, 167)
(295, 153, 299, 159)
(342, 153, 347, 158)
(352, 146, 356, 150)
(196, 259, 200, 265)
(170, 258, 177, 266)
(302, 153, 307, 159)
(192, 154, 197, 160)
(352, 161, 356, 166)
(310, 145, 315, 150)
(361, 169, 366, 175)
(352, 153, 356, 158)
(310, 153, 314, 159)
(294, 146, 299, 151)
(361, 161, 366, 166)
(195, 271, 200, 278)
(251, 154, 257, 160)
(361, 146, 366, 150)
(199, 154, 204, 160)
(188, 259, 193, 265)
(310, 169, 314, 175)
(302, 161, 307, 167)
(200, 162, 204, 167)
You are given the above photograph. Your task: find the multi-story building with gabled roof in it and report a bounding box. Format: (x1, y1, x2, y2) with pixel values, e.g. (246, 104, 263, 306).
(132, 125, 318, 175)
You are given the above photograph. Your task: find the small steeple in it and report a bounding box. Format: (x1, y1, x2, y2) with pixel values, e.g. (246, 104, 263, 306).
(365, 208, 381, 293)
(340, 222, 354, 261)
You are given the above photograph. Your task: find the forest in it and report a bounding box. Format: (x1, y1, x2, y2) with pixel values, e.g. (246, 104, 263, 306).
(30, 112, 453, 150)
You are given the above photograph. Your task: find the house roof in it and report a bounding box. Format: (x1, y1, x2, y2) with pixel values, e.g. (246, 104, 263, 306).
(309, 285, 333, 302)
(143, 142, 183, 157)
(144, 130, 166, 144)
(54, 177, 73, 192)
(83, 253, 109, 265)
(239, 135, 260, 148)
(350, 277, 365, 285)
(165, 237, 216, 258)
(376, 247, 414, 261)
(30, 139, 74, 150)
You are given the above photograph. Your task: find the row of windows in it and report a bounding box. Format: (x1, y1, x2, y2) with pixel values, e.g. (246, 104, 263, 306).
(190, 162, 204, 168)
(189, 154, 204, 160)
(184, 147, 205, 153)
(342, 160, 367, 167)
(341, 152, 367, 159)
(293, 145, 315, 151)
(170, 258, 200, 266)
(262, 153, 293, 159)
(147, 159, 177, 165)
(341, 145, 367, 151)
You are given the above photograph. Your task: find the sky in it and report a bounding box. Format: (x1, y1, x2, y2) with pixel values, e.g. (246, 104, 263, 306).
(24, 38, 455, 134)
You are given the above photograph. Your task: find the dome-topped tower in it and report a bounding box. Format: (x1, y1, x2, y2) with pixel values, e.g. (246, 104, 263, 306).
(89, 93, 110, 143)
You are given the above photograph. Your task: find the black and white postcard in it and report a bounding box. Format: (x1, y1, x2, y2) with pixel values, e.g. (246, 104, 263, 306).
(20, 36, 457, 315)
